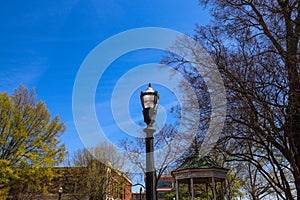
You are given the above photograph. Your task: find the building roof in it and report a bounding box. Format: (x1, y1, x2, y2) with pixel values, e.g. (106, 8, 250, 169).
(175, 155, 223, 171)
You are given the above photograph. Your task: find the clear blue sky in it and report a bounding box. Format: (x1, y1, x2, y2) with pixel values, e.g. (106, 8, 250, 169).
(0, 0, 210, 155)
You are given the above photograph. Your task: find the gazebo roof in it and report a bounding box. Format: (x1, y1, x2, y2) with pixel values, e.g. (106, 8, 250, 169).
(175, 155, 223, 171)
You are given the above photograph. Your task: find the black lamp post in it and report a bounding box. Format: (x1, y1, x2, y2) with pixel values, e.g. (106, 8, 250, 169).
(58, 187, 63, 200)
(140, 83, 159, 200)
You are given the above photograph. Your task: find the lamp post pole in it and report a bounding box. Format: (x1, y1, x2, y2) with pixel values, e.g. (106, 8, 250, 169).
(140, 83, 159, 200)
(58, 187, 63, 200)
(144, 126, 156, 200)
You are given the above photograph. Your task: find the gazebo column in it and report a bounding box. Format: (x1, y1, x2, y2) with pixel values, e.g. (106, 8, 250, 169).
(206, 183, 210, 200)
(212, 176, 217, 200)
(224, 179, 228, 200)
(175, 179, 179, 200)
(188, 182, 190, 199)
(221, 180, 225, 199)
(190, 178, 194, 200)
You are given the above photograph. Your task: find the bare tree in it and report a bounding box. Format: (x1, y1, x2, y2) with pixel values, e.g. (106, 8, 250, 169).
(163, 0, 300, 199)
(63, 144, 130, 200)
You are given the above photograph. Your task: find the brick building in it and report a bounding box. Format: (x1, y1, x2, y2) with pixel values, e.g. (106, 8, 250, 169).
(52, 165, 132, 200)
(132, 174, 175, 200)
(156, 174, 175, 200)
(132, 191, 146, 200)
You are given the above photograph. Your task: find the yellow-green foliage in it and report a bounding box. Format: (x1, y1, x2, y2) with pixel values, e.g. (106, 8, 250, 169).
(0, 85, 66, 194)
(0, 187, 9, 200)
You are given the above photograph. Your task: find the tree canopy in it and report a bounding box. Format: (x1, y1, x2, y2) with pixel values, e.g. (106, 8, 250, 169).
(164, 0, 300, 199)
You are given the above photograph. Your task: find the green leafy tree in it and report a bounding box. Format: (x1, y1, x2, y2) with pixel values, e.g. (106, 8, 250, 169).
(0, 85, 66, 196)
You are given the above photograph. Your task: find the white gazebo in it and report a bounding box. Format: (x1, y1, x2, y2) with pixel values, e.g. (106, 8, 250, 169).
(172, 156, 229, 200)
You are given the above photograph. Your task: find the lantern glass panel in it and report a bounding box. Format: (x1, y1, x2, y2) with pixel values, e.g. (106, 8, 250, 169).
(142, 94, 155, 108)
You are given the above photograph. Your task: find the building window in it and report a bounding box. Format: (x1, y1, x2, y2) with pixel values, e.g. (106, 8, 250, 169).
(157, 181, 172, 187)
(158, 193, 165, 198)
